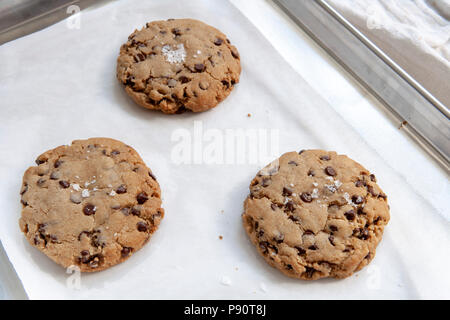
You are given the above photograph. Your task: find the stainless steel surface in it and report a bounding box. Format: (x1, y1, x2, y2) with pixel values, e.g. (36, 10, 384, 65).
(0, 0, 110, 45)
(274, 0, 450, 171)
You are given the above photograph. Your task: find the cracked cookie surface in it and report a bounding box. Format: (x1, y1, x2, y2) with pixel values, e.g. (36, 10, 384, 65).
(117, 19, 241, 114)
(242, 150, 390, 280)
(19, 138, 164, 272)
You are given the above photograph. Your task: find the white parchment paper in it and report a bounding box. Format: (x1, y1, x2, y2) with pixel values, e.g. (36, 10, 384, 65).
(0, 0, 449, 299)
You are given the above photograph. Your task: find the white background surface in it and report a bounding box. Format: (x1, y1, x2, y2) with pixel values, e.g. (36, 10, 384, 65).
(0, 0, 449, 299)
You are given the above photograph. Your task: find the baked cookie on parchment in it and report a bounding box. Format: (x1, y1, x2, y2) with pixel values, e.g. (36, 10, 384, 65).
(117, 18, 241, 114)
(242, 150, 390, 280)
(19, 138, 164, 272)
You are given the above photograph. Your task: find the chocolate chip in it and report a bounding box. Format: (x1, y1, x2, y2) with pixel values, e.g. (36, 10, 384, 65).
(325, 166, 336, 176)
(83, 204, 96, 216)
(35, 158, 46, 165)
(37, 178, 46, 186)
(175, 106, 187, 114)
(125, 75, 135, 86)
(308, 169, 315, 177)
(121, 247, 131, 258)
(305, 267, 315, 278)
(111, 150, 120, 156)
(298, 150, 305, 155)
(259, 241, 269, 254)
(80, 250, 90, 263)
(270, 203, 277, 211)
(320, 155, 330, 161)
(344, 210, 356, 221)
(38, 223, 47, 234)
(131, 206, 141, 216)
(258, 230, 264, 237)
(296, 247, 306, 255)
(358, 228, 369, 240)
(135, 53, 146, 62)
(121, 207, 130, 216)
(20, 184, 28, 195)
(33, 236, 40, 245)
(300, 192, 312, 203)
(370, 174, 377, 182)
(89, 259, 99, 268)
(179, 76, 190, 83)
(194, 63, 205, 72)
(355, 180, 366, 187)
(352, 195, 364, 204)
(288, 161, 298, 166)
(116, 184, 127, 194)
(285, 201, 295, 212)
(136, 192, 149, 204)
(171, 28, 181, 36)
(214, 38, 223, 45)
(330, 225, 338, 232)
(282, 187, 293, 196)
(148, 171, 157, 180)
(137, 221, 148, 232)
(274, 234, 284, 243)
(329, 235, 335, 245)
(367, 185, 378, 197)
(261, 178, 271, 187)
(308, 245, 317, 250)
(59, 180, 70, 188)
(50, 235, 58, 243)
(54, 160, 63, 168)
(231, 48, 239, 59)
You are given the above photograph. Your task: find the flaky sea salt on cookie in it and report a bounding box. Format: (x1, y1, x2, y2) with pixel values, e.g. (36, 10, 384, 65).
(117, 18, 241, 114)
(19, 138, 164, 272)
(242, 150, 390, 280)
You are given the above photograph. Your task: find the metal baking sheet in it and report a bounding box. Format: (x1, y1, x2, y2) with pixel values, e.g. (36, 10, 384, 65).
(273, 0, 450, 171)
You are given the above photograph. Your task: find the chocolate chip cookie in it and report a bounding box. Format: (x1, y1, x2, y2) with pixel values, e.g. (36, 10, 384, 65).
(117, 18, 241, 114)
(242, 150, 390, 280)
(19, 138, 164, 272)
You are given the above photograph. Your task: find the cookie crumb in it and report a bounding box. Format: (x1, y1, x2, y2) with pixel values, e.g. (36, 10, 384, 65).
(219, 235, 223, 240)
(260, 282, 268, 293)
(220, 276, 232, 286)
(247, 113, 251, 117)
